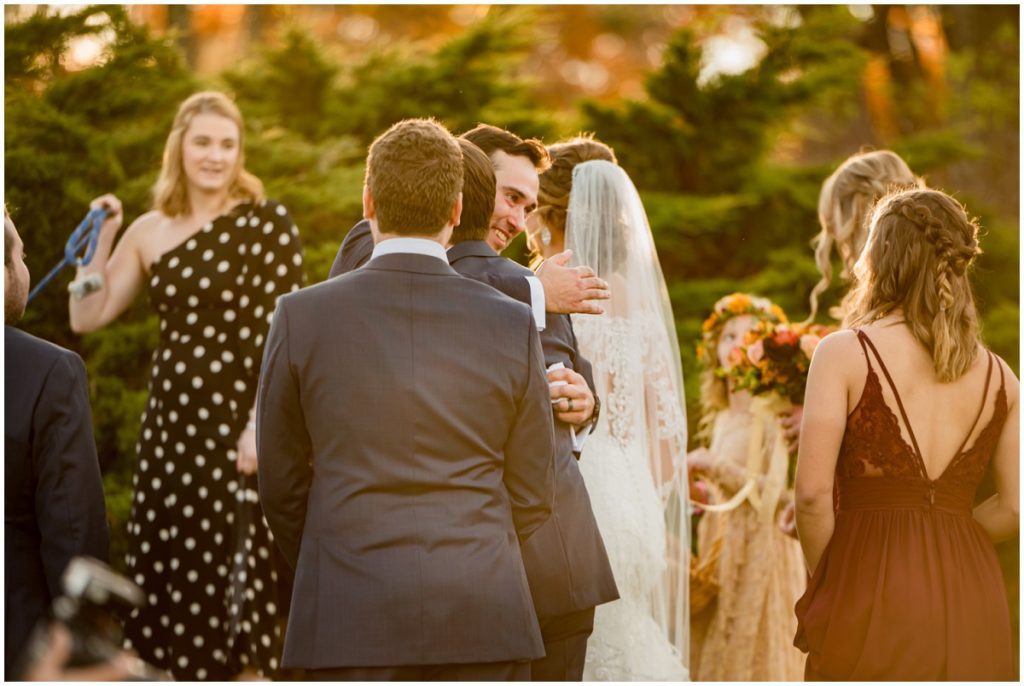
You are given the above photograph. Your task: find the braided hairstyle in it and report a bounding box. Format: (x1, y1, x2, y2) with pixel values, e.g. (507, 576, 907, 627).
(809, 150, 923, 320)
(844, 188, 984, 382)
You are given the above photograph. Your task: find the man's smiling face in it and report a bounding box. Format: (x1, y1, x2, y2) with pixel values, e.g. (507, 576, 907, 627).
(485, 150, 539, 254)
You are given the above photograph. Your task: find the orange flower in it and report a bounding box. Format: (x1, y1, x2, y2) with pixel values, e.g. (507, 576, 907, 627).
(726, 293, 752, 314)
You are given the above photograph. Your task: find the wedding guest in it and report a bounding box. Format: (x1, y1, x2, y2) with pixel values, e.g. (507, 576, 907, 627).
(5, 208, 109, 676)
(67, 91, 302, 679)
(446, 134, 617, 681)
(808, 149, 922, 321)
(795, 188, 1018, 679)
(778, 150, 923, 535)
(258, 117, 555, 681)
(686, 293, 805, 681)
(527, 141, 690, 680)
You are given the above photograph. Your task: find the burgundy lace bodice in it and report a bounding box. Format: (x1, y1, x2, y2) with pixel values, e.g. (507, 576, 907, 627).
(836, 330, 1007, 493)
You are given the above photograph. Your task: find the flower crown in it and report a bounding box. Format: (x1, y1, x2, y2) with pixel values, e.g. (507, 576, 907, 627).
(696, 292, 787, 364)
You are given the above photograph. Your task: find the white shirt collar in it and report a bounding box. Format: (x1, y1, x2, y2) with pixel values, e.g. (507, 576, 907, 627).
(371, 237, 449, 264)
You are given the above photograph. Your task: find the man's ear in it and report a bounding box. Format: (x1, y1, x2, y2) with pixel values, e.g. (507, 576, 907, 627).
(363, 185, 376, 220)
(449, 192, 463, 228)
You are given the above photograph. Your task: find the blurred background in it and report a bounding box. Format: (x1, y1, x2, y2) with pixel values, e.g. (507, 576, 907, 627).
(4, 3, 1019, 659)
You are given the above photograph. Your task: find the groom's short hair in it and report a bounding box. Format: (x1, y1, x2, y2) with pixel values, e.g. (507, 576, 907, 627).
(461, 123, 551, 172)
(366, 118, 464, 236)
(451, 139, 496, 244)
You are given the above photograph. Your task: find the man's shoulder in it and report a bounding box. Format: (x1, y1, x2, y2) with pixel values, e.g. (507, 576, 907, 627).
(455, 277, 534, 321)
(342, 219, 372, 246)
(5, 327, 84, 385)
(449, 245, 532, 279)
(6, 326, 79, 363)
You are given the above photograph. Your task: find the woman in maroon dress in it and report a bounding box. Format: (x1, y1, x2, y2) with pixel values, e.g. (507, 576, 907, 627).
(794, 188, 1018, 680)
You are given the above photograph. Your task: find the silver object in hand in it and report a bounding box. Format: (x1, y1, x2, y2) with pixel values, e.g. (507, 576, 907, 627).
(68, 273, 104, 300)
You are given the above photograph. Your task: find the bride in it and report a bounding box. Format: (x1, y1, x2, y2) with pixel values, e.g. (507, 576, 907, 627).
(527, 138, 690, 681)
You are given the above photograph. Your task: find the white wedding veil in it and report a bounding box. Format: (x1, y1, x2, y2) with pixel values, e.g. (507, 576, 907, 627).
(566, 159, 690, 670)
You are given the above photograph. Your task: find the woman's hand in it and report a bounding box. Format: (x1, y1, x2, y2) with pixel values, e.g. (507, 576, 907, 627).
(778, 500, 798, 539)
(89, 194, 124, 242)
(779, 405, 804, 453)
(236, 425, 258, 475)
(687, 447, 715, 474)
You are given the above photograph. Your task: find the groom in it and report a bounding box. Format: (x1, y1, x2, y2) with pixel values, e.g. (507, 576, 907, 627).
(451, 126, 618, 681)
(257, 118, 556, 681)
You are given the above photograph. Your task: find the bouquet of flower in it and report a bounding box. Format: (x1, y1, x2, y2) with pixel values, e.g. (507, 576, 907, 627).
(722, 320, 834, 405)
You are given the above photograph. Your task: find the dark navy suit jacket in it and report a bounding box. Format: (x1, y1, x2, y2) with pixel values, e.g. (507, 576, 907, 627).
(446, 240, 618, 619)
(4, 326, 109, 674)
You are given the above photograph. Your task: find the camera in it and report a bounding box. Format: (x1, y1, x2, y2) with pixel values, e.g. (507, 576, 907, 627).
(15, 556, 169, 680)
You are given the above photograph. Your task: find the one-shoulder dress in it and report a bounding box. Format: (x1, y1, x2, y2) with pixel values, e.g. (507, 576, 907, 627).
(122, 200, 303, 680)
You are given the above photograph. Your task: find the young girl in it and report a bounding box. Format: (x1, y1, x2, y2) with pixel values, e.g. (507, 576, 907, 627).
(688, 293, 806, 681)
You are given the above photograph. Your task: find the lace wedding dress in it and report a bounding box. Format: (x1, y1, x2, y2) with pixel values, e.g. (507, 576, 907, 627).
(566, 160, 690, 681)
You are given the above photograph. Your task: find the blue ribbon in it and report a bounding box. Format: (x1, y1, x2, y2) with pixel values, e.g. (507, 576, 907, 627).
(27, 207, 107, 304)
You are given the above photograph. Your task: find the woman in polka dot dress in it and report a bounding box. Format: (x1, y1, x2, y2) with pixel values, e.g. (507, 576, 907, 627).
(69, 91, 303, 680)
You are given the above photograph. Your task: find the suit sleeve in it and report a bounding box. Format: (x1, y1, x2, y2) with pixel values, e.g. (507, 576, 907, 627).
(571, 327, 601, 433)
(256, 302, 314, 569)
(502, 314, 556, 542)
(329, 220, 374, 278)
(33, 351, 109, 597)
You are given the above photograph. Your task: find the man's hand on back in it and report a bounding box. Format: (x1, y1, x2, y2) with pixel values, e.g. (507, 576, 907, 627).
(535, 250, 610, 315)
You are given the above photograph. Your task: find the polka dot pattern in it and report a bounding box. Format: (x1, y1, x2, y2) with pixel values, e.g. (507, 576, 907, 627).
(123, 200, 303, 680)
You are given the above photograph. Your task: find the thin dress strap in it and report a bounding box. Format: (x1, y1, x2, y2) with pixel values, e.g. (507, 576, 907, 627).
(952, 351, 994, 457)
(857, 331, 926, 471)
(855, 329, 875, 372)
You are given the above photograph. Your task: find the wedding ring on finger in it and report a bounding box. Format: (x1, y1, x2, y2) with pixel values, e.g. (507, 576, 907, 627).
(566, 398, 574, 412)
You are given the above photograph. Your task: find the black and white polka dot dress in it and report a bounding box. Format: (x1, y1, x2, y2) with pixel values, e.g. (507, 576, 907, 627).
(122, 200, 303, 680)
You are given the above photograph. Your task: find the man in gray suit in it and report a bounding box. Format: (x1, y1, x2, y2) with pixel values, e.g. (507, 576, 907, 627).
(448, 131, 619, 681)
(257, 118, 556, 681)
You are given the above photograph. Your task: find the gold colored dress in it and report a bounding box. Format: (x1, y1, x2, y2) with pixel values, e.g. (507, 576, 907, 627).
(690, 408, 806, 681)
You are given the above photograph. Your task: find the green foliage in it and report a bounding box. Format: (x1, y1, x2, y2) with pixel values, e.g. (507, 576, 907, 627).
(584, 7, 866, 194)
(5, 6, 1018, 580)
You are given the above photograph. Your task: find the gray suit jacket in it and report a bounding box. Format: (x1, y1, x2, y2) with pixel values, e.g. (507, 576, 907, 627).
(447, 241, 619, 619)
(257, 251, 555, 668)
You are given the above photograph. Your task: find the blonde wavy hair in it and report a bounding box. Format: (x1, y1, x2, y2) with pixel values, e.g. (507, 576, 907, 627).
(809, 150, 923, 320)
(844, 188, 983, 382)
(153, 91, 264, 217)
(696, 293, 786, 443)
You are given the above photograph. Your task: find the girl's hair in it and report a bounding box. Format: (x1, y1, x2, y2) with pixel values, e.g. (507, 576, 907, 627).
(844, 188, 983, 382)
(153, 91, 264, 217)
(696, 293, 786, 443)
(529, 135, 616, 267)
(809, 150, 922, 319)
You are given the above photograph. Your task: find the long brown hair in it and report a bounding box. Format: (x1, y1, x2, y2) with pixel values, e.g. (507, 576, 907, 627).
(529, 135, 616, 267)
(844, 188, 983, 382)
(809, 150, 922, 320)
(153, 91, 264, 217)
